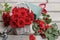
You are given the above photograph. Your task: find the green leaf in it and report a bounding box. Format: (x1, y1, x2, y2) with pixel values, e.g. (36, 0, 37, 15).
(52, 23, 58, 30)
(4, 3, 12, 12)
(46, 15, 50, 18)
(58, 30, 60, 35)
(46, 28, 52, 34)
(52, 30, 59, 36)
(48, 36, 55, 40)
(54, 36, 58, 39)
(4, 3, 9, 7)
(42, 13, 46, 16)
(32, 22, 40, 34)
(45, 19, 52, 24)
(45, 32, 55, 40)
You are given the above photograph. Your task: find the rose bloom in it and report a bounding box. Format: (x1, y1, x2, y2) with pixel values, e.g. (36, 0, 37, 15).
(25, 17, 32, 25)
(28, 12, 35, 21)
(17, 18, 25, 28)
(18, 7, 28, 17)
(39, 20, 45, 30)
(45, 24, 52, 30)
(29, 34, 36, 40)
(10, 19, 17, 28)
(42, 9, 47, 14)
(12, 7, 19, 15)
(2, 12, 10, 26)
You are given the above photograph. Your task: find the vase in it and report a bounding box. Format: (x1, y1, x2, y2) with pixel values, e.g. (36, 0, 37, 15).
(16, 24, 32, 35)
(16, 28, 24, 35)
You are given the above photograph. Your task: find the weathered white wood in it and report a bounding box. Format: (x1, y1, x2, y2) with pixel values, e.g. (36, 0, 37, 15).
(0, 2, 60, 11)
(0, 0, 18, 3)
(0, 35, 29, 40)
(48, 12, 60, 21)
(0, 35, 60, 40)
(0, 0, 4, 2)
(0, 22, 7, 33)
(48, 0, 60, 2)
(46, 3, 60, 11)
(0, 0, 46, 3)
(1, 0, 60, 3)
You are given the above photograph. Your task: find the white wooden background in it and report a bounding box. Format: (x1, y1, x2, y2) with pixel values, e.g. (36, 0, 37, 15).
(0, 0, 60, 40)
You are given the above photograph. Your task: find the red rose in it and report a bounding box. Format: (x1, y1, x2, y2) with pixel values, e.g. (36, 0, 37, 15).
(17, 18, 25, 28)
(12, 7, 19, 14)
(19, 7, 29, 13)
(29, 34, 36, 40)
(39, 20, 45, 30)
(2, 12, 10, 26)
(11, 14, 19, 20)
(10, 20, 17, 28)
(45, 24, 51, 30)
(39, 20, 45, 24)
(28, 12, 35, 21)
(18, 7, 29, 17)
(33, 20, 39, 23)
(42, 9, 47, 14)
(25, 17, 32, 25)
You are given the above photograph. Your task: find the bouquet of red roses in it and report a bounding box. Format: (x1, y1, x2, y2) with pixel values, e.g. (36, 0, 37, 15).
(2, 3, 35, 28)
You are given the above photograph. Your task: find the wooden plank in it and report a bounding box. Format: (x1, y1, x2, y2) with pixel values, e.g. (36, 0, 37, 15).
(1, 0, 60, 3)
(6, 3, 60, 11)
(48, 12, 60, 21)
(0, 35, 60, 40)
(0, 0, 46, 3)
(0, 2, 60, 11)
(0, 0, 18, 3)
(0, 22, 7, 33)
(48, 0, 60, 3)
(46, 3, 60, 11)
(0, 0, 4, 2)
(0, 35, 29, 40)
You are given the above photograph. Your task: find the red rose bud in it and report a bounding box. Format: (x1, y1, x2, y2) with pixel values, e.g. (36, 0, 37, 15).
(42, 9, 47, 14)
(45, 24, 50, 29)
(41, 34, 46, 38)
(38, 30, 44, 34)
(29, 34, 36, 40)
(46, 18, 48, 20)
